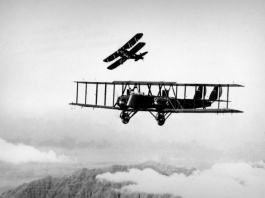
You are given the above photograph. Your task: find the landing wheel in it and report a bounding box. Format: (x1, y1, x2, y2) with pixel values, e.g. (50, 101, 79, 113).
(156, 113, 165, 126)
(120, 111, 130, 124)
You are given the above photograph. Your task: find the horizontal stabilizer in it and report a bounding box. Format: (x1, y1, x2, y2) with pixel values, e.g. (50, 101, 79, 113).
(141, 52, 148, 56)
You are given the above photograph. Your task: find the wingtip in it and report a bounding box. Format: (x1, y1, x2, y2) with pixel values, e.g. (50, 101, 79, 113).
(136, 33, 143, 38)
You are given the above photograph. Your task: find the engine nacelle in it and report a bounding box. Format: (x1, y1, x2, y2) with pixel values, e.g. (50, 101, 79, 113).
(209, 86, 222, 101)
(156, 113, 165, 126)
(117, 95, 129, 108)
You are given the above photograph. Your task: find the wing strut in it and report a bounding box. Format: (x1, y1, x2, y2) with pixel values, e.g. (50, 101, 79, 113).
(122, 83, 128, 95)
(85, 82, 87, 104)
(147, 84, 152, 96)
(174, 85, 183, 109)
(113, 83, 116, 106)
(76, 82, 79, 103)
(184, 85, 186, 108)
(218, 85, 220, 112)
(194, 85, 197, 109)
(203, 85, 205, 109)
(227, 85, 229, 109)
(104, 83, 107, 106)
(95, 83, 98, 105)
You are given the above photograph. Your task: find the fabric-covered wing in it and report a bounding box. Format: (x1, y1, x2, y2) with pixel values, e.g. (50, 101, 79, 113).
(128, 42, 145, 55)
(103, 51, 121, 62)
(69, 103, 120, 110)
(131, 108, 243, 113)
(107, 57, 128, 70)
(120, 33, 143, 50)
(160, 108, 243, 113)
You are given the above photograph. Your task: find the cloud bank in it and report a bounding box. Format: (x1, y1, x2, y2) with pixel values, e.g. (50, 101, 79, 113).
(0, 137, 74, 164)
(97, 161, 265, 198)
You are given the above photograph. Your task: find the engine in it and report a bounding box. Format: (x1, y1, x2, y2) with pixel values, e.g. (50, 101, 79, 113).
(117, 95, 129, 108)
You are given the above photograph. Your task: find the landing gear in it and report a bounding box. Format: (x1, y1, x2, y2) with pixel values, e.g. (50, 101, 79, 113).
(156, 113, 165, 126)
(149, 111, 171, 126)
(120, 110, 138, 124)
(120, 111, 130, 124)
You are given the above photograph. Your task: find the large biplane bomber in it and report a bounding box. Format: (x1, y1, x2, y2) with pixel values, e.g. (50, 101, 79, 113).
(70, 33, 243, 126)
(70, 81, 243, 126)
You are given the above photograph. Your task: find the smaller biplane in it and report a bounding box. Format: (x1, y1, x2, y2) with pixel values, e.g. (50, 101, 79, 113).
(103, 33, 148, 70)
(70, 81, 243, 126)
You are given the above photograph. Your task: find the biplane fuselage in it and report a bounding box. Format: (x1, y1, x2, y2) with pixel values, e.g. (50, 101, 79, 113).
(116, 94, 212, 110)
(118, 49, 145, 62)
(103, 33, 148, 69)
(70, 81, 243, 126)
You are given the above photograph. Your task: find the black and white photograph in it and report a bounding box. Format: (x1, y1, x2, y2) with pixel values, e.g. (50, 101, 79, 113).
(0, 0, 264, 197)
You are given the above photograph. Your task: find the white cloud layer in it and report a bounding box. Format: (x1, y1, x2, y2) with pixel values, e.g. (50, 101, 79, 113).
(97, 161, 265, 198)
(0, 137, 74, 164)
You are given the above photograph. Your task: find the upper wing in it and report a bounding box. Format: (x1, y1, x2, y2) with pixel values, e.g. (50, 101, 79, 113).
(74, 81, 244, 88)
(128, 42, 145, 55)
(111, 81, 243, 87)
(107, 57, 128, 70)
(120, 33, 143, 50)
(103, 51, 121, 62)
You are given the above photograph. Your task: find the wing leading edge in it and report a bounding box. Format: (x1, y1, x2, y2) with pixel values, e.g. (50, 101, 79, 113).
(107, 57, 128, 70)
(103, 51, 120, 63)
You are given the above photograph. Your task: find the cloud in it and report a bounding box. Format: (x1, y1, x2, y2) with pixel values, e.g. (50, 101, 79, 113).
(97, 161, 265, 198)
(0, 137, 75, 164)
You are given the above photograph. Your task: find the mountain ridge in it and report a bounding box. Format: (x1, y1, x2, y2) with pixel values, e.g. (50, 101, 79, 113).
(1, 161, 195, 198)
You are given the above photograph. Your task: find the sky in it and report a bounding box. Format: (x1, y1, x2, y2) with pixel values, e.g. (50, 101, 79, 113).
(0, 0, 265, 195)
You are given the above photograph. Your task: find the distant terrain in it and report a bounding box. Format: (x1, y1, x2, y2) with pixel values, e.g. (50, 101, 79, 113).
(0, 161, 195, 198)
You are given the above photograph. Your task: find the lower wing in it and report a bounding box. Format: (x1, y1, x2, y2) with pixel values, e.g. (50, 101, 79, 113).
(69, 103, 120, 110)
(155, 108, 243, 113)
(103, 51, 121, 62)
(107, 57, 128, 70)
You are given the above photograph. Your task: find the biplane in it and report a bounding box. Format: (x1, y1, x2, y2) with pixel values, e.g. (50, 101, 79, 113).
(103, 33, 148, 70)
(69, 81, 243, 126)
